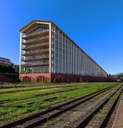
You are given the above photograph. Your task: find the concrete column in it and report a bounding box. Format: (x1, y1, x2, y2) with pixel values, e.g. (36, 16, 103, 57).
(57, 30, 59, 73)
(64, 36, 66, 73)
(70, 41, 72, 74)
(77, 48, 79, 75)
(76, 46, 77, 74)
(49, 23, 52, 73)
(62, 33, 63, 73)
(19, 33, 22, 74)
(53, 27, 56, 73)
(79, 50, 80, 75)
(52, 26, 55, 73)
(73, 45, 75, 74)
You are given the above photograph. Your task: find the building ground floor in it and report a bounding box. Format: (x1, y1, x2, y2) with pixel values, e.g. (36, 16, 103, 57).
(19, 73, 116, 83)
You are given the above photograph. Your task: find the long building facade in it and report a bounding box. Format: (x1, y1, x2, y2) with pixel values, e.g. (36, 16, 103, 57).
(19, 20, 113, 82)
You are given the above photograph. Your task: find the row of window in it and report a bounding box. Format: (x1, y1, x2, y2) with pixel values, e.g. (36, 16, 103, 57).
(23, 54, 49, 60)
(23, 44, 49, 51)
(21, 66, 49, 73)
(24, 48, 49, 54)
(24, 35, 49, 43)
(52, 64, 100, 76)
(29, 26, 49, 35)
(24, 60, 49, 65)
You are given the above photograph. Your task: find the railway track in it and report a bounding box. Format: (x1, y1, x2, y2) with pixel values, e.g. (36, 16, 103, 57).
(0, 88, 77, 105)
(75, 84, 123, 128)
(0, 85, 116, 128)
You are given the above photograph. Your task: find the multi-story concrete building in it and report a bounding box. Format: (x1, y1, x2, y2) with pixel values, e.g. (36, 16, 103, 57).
(0, 57, 12, 66)
(19, 20, 110, 82)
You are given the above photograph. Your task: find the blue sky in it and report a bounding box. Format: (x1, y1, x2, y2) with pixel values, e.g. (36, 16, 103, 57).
(0, 0, 123, 74)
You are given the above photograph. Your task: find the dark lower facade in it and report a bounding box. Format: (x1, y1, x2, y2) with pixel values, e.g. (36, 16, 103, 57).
(19, 73, 116, 83)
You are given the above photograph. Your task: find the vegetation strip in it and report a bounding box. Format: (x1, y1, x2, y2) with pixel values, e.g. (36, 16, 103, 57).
(0, 82, 83, 89)
(0, 88, 77, 105)
(0, 85, 115, 128)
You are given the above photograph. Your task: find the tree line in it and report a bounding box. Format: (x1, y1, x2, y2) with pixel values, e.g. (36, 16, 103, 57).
(113, 73, 123, 81)
(0, 64, 19, 74)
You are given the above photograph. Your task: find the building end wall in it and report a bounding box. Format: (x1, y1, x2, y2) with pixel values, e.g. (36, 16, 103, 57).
(19, 73, 51, 83)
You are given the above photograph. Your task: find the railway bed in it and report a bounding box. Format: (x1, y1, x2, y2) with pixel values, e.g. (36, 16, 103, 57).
(0, 85, 116, 128)
(48, 84, 122, 128)
(76, 84, 122, 128)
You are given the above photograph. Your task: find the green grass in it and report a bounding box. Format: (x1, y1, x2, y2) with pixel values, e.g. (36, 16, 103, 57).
(0, 82, 80, 88)
(0, 82, 118, 126)
(95, 113, 106, 119)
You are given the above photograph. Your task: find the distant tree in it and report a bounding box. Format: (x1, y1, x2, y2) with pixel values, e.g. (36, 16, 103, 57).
(0, 64, 15, 73)
(113, 72, 123, 79)
(108, 74, 113, 77)
(118, 73, 123, 79)
(14, 65, 19, 74)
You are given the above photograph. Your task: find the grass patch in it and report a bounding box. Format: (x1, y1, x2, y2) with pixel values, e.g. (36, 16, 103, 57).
(94, 113, 106, 119)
